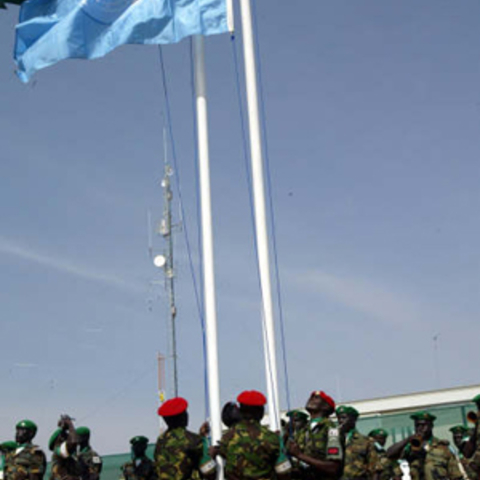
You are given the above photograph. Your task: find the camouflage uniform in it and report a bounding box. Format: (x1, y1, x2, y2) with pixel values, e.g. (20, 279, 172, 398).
(154, 428, 214, 480)
(218, 418, 290, 480)
(457, 454, 476, 480)
(120, 457, 157, 480)
(8, 444, 46, 480)
(76, 447, 102, 480)
(50, 442, 81, 480)
(372, 442, 400, 480)
(403, 437, 463, 480)
(341, 430, 381, 480)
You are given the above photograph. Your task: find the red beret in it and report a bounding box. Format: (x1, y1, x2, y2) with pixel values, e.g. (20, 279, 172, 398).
(158, 397, 188, 417)
(311, 390, 335, 410)
(237, 390, 267, 406)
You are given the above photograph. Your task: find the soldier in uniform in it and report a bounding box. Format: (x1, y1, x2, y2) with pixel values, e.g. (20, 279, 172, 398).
(462, 394, 480, 478)
(284, 411, 309, 444)
(0, 441, 18, 480)
(49, 415, 81, 480)
(286, 390, 343, 480)
(386, 411, 463, 480)
(336, 406, 381, 480)
(368, 429, 402, 480)
(215, 390, 291, 480)
(120, 436, 156, 480)
(75, 427, 102, 480)
(9, 420, 46, 480)
(449, 426, 475, 480)
(154, 397, 216, 480)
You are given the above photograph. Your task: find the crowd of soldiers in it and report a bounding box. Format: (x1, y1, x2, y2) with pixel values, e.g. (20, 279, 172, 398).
(2, 390, 480, 480)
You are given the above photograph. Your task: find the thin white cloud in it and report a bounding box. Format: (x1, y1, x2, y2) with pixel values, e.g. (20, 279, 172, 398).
(292, 270, 423, 327)
(0, 236, 142, 294)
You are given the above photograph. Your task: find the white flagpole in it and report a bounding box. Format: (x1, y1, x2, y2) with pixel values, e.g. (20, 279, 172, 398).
(192, 35, 223, 474)
(238, 0, 281, 432)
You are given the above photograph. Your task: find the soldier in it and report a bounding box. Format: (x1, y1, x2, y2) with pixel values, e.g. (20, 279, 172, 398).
(0, 441, 18, 480)
(120, 436, 156, 480)
(9, 420, 46, 480)
(450, 426, 475, 480)
(368, 429, 402, 480)
(286, 390, 343, 480)
(154, 397, 216, 480)
(462, 394, 480, 477)
(386, 411, 463, 480)
(49, 415, 81, 480)
(284, 411, 309, 443)
(336, 406, 381, 480)
(75, 427, 102, 480)
(215, 390, 291, 480)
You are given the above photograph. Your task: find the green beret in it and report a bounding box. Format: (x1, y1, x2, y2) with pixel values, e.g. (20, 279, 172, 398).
(472, 394, 480, 405)
(48, 428, 63, 451)
(286, 410, 309, 421)
(369, 428, 388, 438)
(336, 405, 359, 418)
(0, 441, 18, 452)
(130, 436, 149, 445)
(410, 411, 436, 422)
(76, 427, 90, 436)
(450, 425, 468, 435)
(15, 420, 37, 433)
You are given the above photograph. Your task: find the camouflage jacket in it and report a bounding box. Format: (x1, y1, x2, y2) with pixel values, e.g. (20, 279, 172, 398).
(218, 418, 290, 480)
(8, 444, 46, 480)
(458, 455, 477, 480)
(154, 427, 214, 480)
(403, 437, 463, 480)
(341, 431, 381, 480)
(76, 447, 102, 480)
(292, 418, 343, 480)
(372, 443, 401, 480)
(50, 443, 81, 480)
(120, 457, 157, 480)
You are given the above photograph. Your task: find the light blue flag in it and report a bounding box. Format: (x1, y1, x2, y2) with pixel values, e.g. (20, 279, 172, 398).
(14, 0, 228, 82)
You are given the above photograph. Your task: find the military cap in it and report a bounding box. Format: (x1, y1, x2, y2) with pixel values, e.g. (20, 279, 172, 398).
(48, 428, 63, 451)
(449, 425, 468, 434)
(16, 420, 37, 433)
(410, 411, 436, 422)
(237, 390, 267, 406)
(75, 426, 90, 436)
(336, 405, 359, 418)
(0, 441, 18, 451)
(286, 410, 309, 421)
(157, 397, 188, 417)
(472, 394, 480, 405)
(369, 428, 388, 438)
(311, 390, 336, 410)
(130, 436, 149, 445)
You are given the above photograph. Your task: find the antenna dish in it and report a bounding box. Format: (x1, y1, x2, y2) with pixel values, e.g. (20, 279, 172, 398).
(153, 255, 166, 268)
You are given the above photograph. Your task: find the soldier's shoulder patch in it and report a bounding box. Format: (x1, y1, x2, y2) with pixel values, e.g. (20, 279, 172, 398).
(328, 428, 339, 437)
(327, 447, 340, 455)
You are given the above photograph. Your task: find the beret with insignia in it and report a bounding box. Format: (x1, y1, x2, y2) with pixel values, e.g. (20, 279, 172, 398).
(76, 427, 90, 436)
(311, 391, 336, 410)
(369, 428, 388, 438)
(336, 405, 359, 418)
(237, 390, 267, 406)
(286, 410, 309, 421)
(410, 411, 436, 422)
(158, 397, 188, 417)
(472, 394, 480, 405)
(48, 428, 63, 451)
(16, 420, 37, 433)
(449, 425, 468, 434)
(130, 436, 149, 445)
(0, 441, 18, 451)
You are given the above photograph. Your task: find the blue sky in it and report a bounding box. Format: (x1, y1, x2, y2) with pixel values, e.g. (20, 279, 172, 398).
(1, 0, 480, 455)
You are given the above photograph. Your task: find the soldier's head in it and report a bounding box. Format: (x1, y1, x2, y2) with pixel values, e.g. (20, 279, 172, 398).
(286, 410, 309, 433)
(368, 428, 388, 447)
(306, 391, 335, 418)
(410, 411, 435, 440)
(158, 397, 189, 430)
(130, 436, 149, 458)
(237, 390, 266, 423)
(48, 428, 68, 452)
(76, 426, 91, 449)
(221, 402, 241, 428)
(15, 420, 37, 444)
(449, 426, 468, 449)
(336, 406, 359, 433)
